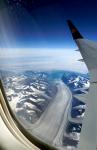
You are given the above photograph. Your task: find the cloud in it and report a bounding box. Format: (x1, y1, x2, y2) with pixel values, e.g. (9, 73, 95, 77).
(0, 48, 88, 73)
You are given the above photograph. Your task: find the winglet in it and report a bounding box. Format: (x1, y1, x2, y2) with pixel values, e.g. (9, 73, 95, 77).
(67, 20, 83, 39)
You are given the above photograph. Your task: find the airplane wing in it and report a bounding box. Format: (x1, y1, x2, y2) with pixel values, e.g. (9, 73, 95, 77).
(67, 20, 97, 150)
(67, 20, 97, 79)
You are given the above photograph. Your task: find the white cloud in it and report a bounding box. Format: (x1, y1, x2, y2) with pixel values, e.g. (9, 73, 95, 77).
(0, 48, 88, 73)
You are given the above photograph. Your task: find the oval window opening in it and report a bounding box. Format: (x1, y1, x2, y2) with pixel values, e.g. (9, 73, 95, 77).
(0, 1, 90, 150)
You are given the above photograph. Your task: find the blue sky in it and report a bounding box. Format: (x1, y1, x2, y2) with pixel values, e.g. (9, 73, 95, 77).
(0, 0, 96, 72)
(1, 0, 97, 48)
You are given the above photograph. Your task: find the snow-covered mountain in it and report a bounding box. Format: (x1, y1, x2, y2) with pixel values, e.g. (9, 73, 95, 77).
(0, 70, 89, 149)
(1, 71, 57, 124)
(61, 71, 89, 149)
(62, 71, 90, 94)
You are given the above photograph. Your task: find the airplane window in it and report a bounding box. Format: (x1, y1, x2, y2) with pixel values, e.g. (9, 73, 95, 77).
(0, 1, 90, 150)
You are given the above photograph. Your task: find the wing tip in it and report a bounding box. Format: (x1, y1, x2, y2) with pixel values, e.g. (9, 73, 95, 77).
(67, 20, 83, 39)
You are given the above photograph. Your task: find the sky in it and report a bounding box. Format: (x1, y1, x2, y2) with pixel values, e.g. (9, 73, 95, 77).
(0, 0, 97, 72)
